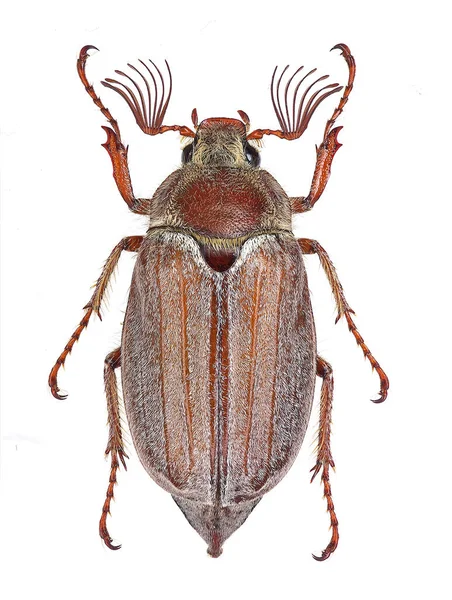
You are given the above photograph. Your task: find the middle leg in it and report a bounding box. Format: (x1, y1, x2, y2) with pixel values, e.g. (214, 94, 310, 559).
(299, 237, 389, 403)
(48, 235, 143, 400)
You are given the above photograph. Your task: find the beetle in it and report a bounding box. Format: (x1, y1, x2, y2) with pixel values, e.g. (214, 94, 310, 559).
(49, 44, 388, 560)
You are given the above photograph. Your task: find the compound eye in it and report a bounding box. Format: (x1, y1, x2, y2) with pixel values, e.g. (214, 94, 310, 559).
(245, 143, 260, 167)
(182, 143, 194, 164)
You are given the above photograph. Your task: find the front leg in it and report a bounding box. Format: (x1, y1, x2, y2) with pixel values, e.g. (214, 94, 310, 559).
(291, 126, 343, 213)
(299, 238, 389, 403)
(291, 44, 356, 214)
(77, 47, 151, 215)
(101, 126, 151, 214)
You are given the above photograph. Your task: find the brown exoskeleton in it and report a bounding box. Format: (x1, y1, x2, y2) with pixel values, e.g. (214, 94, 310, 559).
(49, 44, 388, 560)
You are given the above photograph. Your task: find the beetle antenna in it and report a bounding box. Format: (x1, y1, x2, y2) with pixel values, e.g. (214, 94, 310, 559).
(271, 65, 290, 132)
(247, 46, 357, 142)
(102, 58, 195, 137)
(249, 65, 341, 141)
(284, 65, 306, 133)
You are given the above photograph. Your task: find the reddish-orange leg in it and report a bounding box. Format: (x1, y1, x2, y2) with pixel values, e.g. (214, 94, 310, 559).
(299, 238, 388, 559)
(299, 238, 389, 403)
(311, 356, 338, 561)
(77, 46, 151, 215)
(48, 235, 143, 399)
(291, 44, 356, 214)
(100, 347, 127, 550)
(78, 47, 194, 215)
(100, 126, 151, 215)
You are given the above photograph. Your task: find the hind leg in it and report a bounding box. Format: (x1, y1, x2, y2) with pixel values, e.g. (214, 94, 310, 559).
(99, 347, 128, 550)
(311, 356, 339, 561)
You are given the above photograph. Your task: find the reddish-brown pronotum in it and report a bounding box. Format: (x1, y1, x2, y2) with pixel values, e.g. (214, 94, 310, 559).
(49, 44, 388, 560)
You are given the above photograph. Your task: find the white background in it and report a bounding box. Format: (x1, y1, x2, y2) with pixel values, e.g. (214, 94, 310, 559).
(1, 1, 450, 598)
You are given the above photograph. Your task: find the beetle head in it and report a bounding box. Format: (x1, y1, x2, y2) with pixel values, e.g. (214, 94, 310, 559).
(98, 46, 353, 167)
(182, 117, 260, 168)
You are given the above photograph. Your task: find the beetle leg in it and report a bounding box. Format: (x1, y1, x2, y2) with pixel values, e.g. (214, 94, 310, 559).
(100, 126, 152, 214)
(311, 356, 338, 561)
(291, 126, 343, 213)
(77, 46, 122, 140)
(99, 347, 128, 550)
(78, 47, 152, 215)
(291, 44, 356, 214)
(48, 235, 143, 400)
(299, 238, 389, 403)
